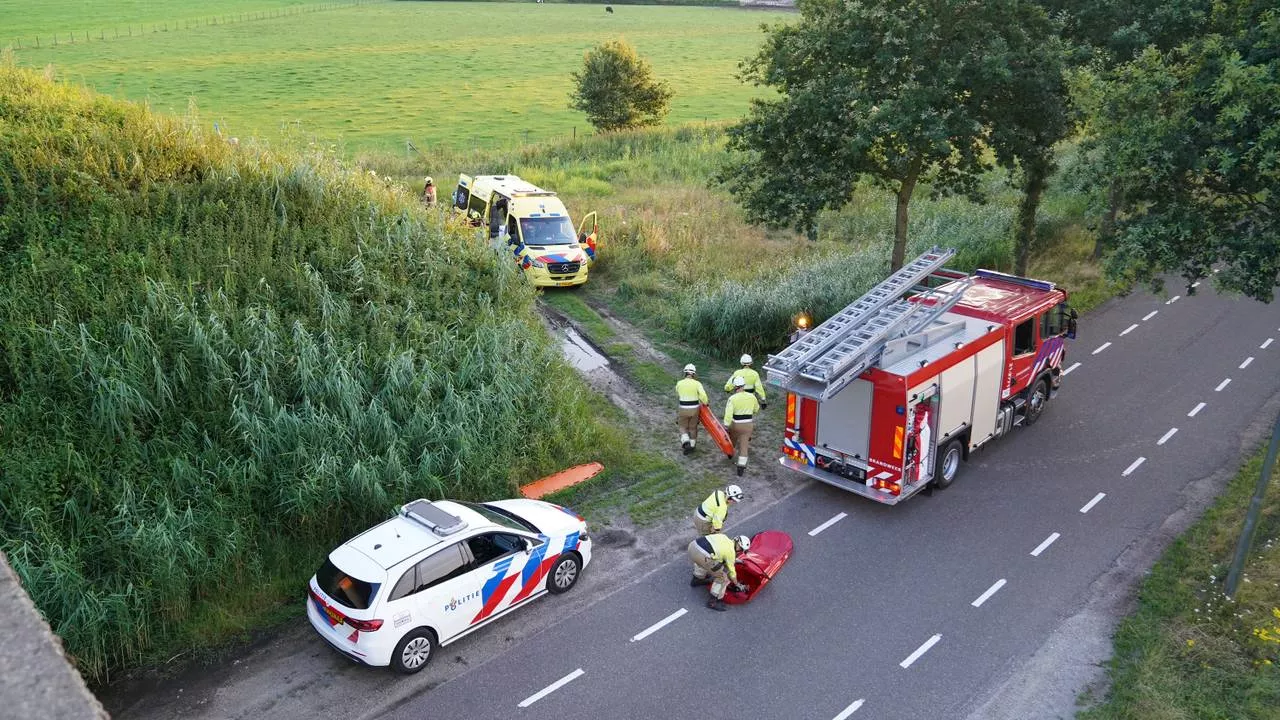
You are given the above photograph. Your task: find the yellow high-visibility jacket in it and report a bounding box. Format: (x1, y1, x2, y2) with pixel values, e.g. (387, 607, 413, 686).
(704, 533, 739, 583)
(725, 368, 766, 401)
(676, 377, 709, 406)
(724, 391, 761, 426)
(697, 490, 729, 532)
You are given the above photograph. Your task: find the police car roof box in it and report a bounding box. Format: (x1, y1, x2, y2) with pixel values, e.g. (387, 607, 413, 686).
(400, 500, 468, 536)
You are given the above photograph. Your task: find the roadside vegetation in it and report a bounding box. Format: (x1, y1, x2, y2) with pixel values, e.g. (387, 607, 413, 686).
(0, 65, 624, 683)
(1079, 446, 1280, 719)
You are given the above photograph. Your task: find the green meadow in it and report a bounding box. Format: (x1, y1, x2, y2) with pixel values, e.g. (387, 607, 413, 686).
(5, 0, 788, 153)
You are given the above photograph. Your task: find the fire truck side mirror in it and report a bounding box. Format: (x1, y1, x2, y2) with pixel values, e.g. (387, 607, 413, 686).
(1066, 308, 1079, 339)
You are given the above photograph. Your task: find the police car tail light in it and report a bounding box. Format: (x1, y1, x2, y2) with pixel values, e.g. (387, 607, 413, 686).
(346, 617, 384, 632)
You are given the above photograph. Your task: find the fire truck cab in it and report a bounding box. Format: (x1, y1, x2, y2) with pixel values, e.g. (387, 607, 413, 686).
(765, 247, 1076, 505)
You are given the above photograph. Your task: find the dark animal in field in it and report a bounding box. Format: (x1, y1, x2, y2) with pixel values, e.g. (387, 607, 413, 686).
(605, 6, 614, 13)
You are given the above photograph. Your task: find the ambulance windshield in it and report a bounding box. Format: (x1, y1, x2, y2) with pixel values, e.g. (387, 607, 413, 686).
(519, 216, 576, 246)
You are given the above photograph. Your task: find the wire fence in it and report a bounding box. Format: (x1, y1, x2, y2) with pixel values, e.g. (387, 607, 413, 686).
(4, 0, 386, 52)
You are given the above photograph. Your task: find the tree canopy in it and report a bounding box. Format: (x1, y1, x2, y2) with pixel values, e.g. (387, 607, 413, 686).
(569, 39, 673, 133)
(719, 0, 1070, 269)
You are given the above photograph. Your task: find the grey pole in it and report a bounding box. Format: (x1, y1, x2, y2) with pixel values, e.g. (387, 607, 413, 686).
(1225, 412, 1280, 598)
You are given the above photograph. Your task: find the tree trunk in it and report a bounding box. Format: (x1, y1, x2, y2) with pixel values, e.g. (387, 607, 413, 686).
(1014, 159, 1048, 276)
(1093, 179, 1121, 260)
(892, 155, 923, 271)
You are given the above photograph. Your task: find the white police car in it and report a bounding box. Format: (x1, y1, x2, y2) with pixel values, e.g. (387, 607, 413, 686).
(306, 497, 591, 674)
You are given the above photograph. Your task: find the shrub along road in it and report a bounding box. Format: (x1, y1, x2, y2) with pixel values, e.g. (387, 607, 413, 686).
(104, 286, 1280, 719)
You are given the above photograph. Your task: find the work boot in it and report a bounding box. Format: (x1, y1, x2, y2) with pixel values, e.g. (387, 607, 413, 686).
(736, 465, 745, 477)
(706, 597, 728, 612)
(683, 443, 692, 456)
(690, 576, 711, 587)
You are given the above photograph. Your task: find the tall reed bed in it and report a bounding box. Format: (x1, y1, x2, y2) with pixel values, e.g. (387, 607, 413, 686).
(0, 66, 613, 682)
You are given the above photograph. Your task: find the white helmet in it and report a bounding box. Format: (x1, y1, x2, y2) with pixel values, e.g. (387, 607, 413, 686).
(683, 363, 696, 375)
(725, 484, 744, 502)
(424, 176, 434, 185)
(740, 354, 753, 365)
(733, 376, 746, 388)
(734, 535, 752, 553)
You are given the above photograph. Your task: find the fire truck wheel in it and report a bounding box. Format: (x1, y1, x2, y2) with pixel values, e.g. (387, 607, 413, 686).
(1024, 378, 1049, 426)
(934, 440, 963, 489)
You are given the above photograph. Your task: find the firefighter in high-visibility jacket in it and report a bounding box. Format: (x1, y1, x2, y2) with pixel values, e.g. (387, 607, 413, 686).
(688, 533, 751, 611)
(724, 354, 766, 407)
(675, 363, 709, 454)
(692, 484, 744, 536)
(724, 376, 760, 476)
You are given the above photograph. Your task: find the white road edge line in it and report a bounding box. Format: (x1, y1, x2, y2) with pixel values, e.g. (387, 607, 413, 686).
(1157, 428, 1179, 445)
(1240, 357, 1254, 369)
(1142, 310, 1159, 321)
(971, 579, 1007, 608)
(1167, 295, 1181, 304)
(832, 699, 866, 720)
(1216, 378, 1232, 392)
(1188, 402, 1206, 417)
(809, 512, 848, 537)
(1030, 532, 1060, 557)
(518, 668, 585, 708)
(1120, 323, 1139, 336)
(1080, 492, 1106, 514)
(900, 634, 942, 669)
(1063, 361, 1081, 376)
(1263, 338, 1274, 350)
(1122, 457, 1146, 476)
(630, 608, 687, 643)
(1092, 342, 1112, 355)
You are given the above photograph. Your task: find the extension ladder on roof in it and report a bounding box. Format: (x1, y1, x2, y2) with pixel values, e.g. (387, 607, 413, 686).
(764, 246, 973, 401)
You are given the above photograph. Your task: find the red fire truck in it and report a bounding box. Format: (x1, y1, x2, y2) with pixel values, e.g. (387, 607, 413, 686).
(764, 247, 1077, 504)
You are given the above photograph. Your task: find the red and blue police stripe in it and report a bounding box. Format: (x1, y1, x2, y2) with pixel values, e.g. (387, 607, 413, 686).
(469, 531, 582, 624)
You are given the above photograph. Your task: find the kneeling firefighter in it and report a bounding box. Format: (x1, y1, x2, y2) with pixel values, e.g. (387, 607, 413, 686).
(688, 533, 751, 611)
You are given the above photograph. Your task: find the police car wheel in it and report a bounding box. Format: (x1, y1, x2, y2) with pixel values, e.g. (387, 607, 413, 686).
(933, 440, 962, 490)
(546, 553, 581, 595)
(391, 628, 437, 674)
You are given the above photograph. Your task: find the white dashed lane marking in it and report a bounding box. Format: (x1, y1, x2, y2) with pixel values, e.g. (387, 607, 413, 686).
(1122, 457, 1146, 476)
(1216, 378, 1232, 392)
(1167, 295, 1181, 304)
(1263, 338, 1274, 350)
(1188, 402, 1206, 417)
(832, 699, 866, 719)
(1158, 428, 1179, 445)
(809, 512, 848, 537)
(1030, 533, 1061, 557)
(1142, 310, 1159, 321)
(518, 668, 584, 708)
(1092, 342, 1112, 355)
(971, 579, 1007, 608)
(1080, 492, 1106, 513)
(1192, 281, 1201, 288)
(630, 609, 686, 643)
(1063, 362, 1081, 376)
(1120, 324, 1139, 336)
(900, 634, 942, 669)
(1240, 357, 1254, 369)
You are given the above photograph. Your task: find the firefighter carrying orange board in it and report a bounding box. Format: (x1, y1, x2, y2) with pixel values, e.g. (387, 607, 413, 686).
(764, 246, 1078, 505)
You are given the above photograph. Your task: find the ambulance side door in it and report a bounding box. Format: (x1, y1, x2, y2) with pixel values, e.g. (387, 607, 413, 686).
(576, 211, 598, 262)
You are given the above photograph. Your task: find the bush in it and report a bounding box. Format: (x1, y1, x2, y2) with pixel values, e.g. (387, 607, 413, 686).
(569, 39, 673, 133)
(0, 66, 612, 682)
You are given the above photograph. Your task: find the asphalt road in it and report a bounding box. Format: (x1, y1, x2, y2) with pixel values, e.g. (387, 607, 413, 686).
(377, 284, 1280, 720)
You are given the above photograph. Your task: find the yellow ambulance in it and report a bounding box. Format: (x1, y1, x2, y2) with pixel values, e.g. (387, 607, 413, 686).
(452, 174, 598, 287)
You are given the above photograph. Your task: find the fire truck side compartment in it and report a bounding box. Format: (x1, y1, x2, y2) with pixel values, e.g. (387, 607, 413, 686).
(970, 340, 1006, 447)
(816, 378, 874, 462)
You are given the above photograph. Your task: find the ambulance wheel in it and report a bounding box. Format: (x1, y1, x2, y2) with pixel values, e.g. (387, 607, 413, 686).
(1025, 378, 1049, 426)
(391, 628, 437, 674)
(934, 440, 963, 489)
(547, 553, 581, 595)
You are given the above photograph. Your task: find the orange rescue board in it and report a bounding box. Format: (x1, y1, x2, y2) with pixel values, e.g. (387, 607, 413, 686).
(519, 462, 605, 500)
(699, 404, 735, 457)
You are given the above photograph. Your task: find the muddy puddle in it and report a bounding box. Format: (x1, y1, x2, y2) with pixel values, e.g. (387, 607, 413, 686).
(559, 326, 609, 372)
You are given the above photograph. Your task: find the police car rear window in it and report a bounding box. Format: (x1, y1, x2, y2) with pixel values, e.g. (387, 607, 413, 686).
(316, 558, 378, 610)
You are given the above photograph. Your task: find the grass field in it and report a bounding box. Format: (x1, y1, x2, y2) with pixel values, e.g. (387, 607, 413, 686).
(5, 1, 788, 153)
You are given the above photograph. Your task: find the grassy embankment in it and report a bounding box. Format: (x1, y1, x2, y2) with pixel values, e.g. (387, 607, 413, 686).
(0, 65, 625, 684)
(4, 1, 789, 153)
(1080, 444, 1280, 719)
